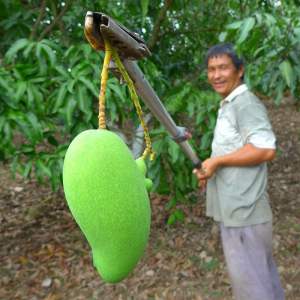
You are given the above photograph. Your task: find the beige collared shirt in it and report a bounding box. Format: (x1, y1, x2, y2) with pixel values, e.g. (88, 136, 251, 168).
(206, 84, 276, 227)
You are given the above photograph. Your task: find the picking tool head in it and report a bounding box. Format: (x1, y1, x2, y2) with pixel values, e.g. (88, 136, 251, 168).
(84, 11, 151, 60)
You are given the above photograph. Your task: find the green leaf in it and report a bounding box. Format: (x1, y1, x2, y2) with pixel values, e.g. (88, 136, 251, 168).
(36, 159, 52, 179)
(167, 213, 176, 225)
(141, 0, 149, 25)
(23, 161, 32, 178)
(53, 83, 68, 112)
(200, 131, 212, 150)
(0, 116, 5, 131)
(35, 43, 48, 74)
(41, 43, 56, 66)
(55, 66, 69, 78)
(5, 38, 29, 61)
(218, 31, 227, 42)
(26, 83, 34, 107)
(196, 111, 206, 125)
(15, 81, 27, 102)
(47, 135, 59, 146)
(31, 85, 44, 111)
(109, 82, 127, 102)
(77, 85, 90, 114)
(175, 172, 185, 192)
(71, 61, 91, 78)
(19, 144, 35, 154)
(67, 79, 76, 94)
(264, 13, 276, 26)
(3, 122, 13, 142)
(16, 120, 35, 143)
(274, 80, 285, 105)
(226, 20, 243, 30)
(30, 77, 47, 84)
(49, 168, 61, 191)
(253, 46, 266, 58)
(168, 140, 180, 164)
(152, 139, 164, 153)
(10, 156, 19, 177)
(279, 60, 294, 89)
(254, 12, 263, 25)
(78, 77, 98, 97)
(165, 197, 177, 210)
(26, 112, 43, 140)
(237, 17, 255, 44)
(35, 42, 43, 60)
(174, 209, 185, 222)
(294, 27, 300, 42)
(208, 112, 216, 130)
(201, 258, 219, 271)
(23, 41, 36, 58)
(167, 209, 185, 225)
(187, 102, 195, 117)
(0, 76, 13, 94)
(65, 98, 77, 126)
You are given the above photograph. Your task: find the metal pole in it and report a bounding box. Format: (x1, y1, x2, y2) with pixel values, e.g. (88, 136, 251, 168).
(122, 59, 201, 168)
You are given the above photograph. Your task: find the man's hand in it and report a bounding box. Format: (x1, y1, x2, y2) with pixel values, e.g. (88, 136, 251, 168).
(193, 157, 220, 178)
(193, 157, 220, 191)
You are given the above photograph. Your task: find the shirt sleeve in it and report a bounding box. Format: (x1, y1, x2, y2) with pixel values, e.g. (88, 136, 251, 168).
(236, 102, 276, 149)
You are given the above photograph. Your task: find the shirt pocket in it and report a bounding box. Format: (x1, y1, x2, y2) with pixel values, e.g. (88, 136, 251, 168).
(213, 114, 242, 146)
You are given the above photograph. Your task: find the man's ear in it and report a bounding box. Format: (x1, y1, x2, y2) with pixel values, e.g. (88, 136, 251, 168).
(239, 65, 245, 80)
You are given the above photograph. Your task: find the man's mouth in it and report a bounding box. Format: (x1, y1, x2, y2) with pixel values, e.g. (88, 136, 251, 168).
(213, 82, 226, 89)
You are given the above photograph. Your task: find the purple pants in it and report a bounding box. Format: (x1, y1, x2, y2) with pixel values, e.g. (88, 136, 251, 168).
(220, 222, 285, 300)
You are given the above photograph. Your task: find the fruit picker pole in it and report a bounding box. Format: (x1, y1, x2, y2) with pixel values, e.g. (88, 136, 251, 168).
(84, 11, 202, 168)
(121, 59, 201, 168)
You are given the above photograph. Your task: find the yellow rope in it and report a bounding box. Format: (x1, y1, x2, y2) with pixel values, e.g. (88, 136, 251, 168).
(98, 39, 154, 160)
(98, 39, 112, 129)
(111, 49, 155, 160)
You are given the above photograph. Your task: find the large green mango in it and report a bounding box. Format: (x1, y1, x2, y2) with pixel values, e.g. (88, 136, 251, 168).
(63, 129, 151, 283)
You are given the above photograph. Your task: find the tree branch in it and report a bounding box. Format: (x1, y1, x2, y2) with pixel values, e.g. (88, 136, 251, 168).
(148, 0, 173, 50)
(49, 0, 68, 45)
(38, 0, 71, 40)
(30, 0, 47, 40)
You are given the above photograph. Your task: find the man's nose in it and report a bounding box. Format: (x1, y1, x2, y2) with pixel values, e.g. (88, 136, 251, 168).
(213, 69, 221, 79)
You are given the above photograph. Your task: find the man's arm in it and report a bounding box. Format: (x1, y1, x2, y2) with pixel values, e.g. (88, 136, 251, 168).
(193, 143, 276, 181)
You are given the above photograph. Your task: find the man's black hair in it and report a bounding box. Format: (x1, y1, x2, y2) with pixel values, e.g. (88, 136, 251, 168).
(205, 43, 244, 72)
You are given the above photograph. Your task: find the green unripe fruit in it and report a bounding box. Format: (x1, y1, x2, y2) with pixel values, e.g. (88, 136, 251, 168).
(135, 157, 153, 191)
(63, 129, 151, 283)
(135, 157, 147, 176)
(145, 178, 153, 191)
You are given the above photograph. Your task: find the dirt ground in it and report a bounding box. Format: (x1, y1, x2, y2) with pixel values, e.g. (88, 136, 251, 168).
(1, 100, 300, 300)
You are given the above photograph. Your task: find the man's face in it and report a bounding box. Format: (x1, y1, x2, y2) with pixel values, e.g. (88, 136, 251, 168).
(207, 54, 244, 98)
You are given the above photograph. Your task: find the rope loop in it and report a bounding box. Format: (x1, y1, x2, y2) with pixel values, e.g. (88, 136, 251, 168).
(98, 39, 155, 160)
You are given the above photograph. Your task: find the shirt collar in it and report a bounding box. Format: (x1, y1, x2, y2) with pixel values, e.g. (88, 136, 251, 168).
(221, 84, 248, 106)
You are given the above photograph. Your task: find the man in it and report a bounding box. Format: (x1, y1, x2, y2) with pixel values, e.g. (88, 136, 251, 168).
(193, 43, 284, 300)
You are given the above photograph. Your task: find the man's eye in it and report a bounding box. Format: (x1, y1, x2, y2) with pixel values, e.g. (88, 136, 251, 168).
(220, 65, 228, 70)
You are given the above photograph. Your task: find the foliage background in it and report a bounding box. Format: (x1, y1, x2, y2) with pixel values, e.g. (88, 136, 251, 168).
(1, 0, 299, 222)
